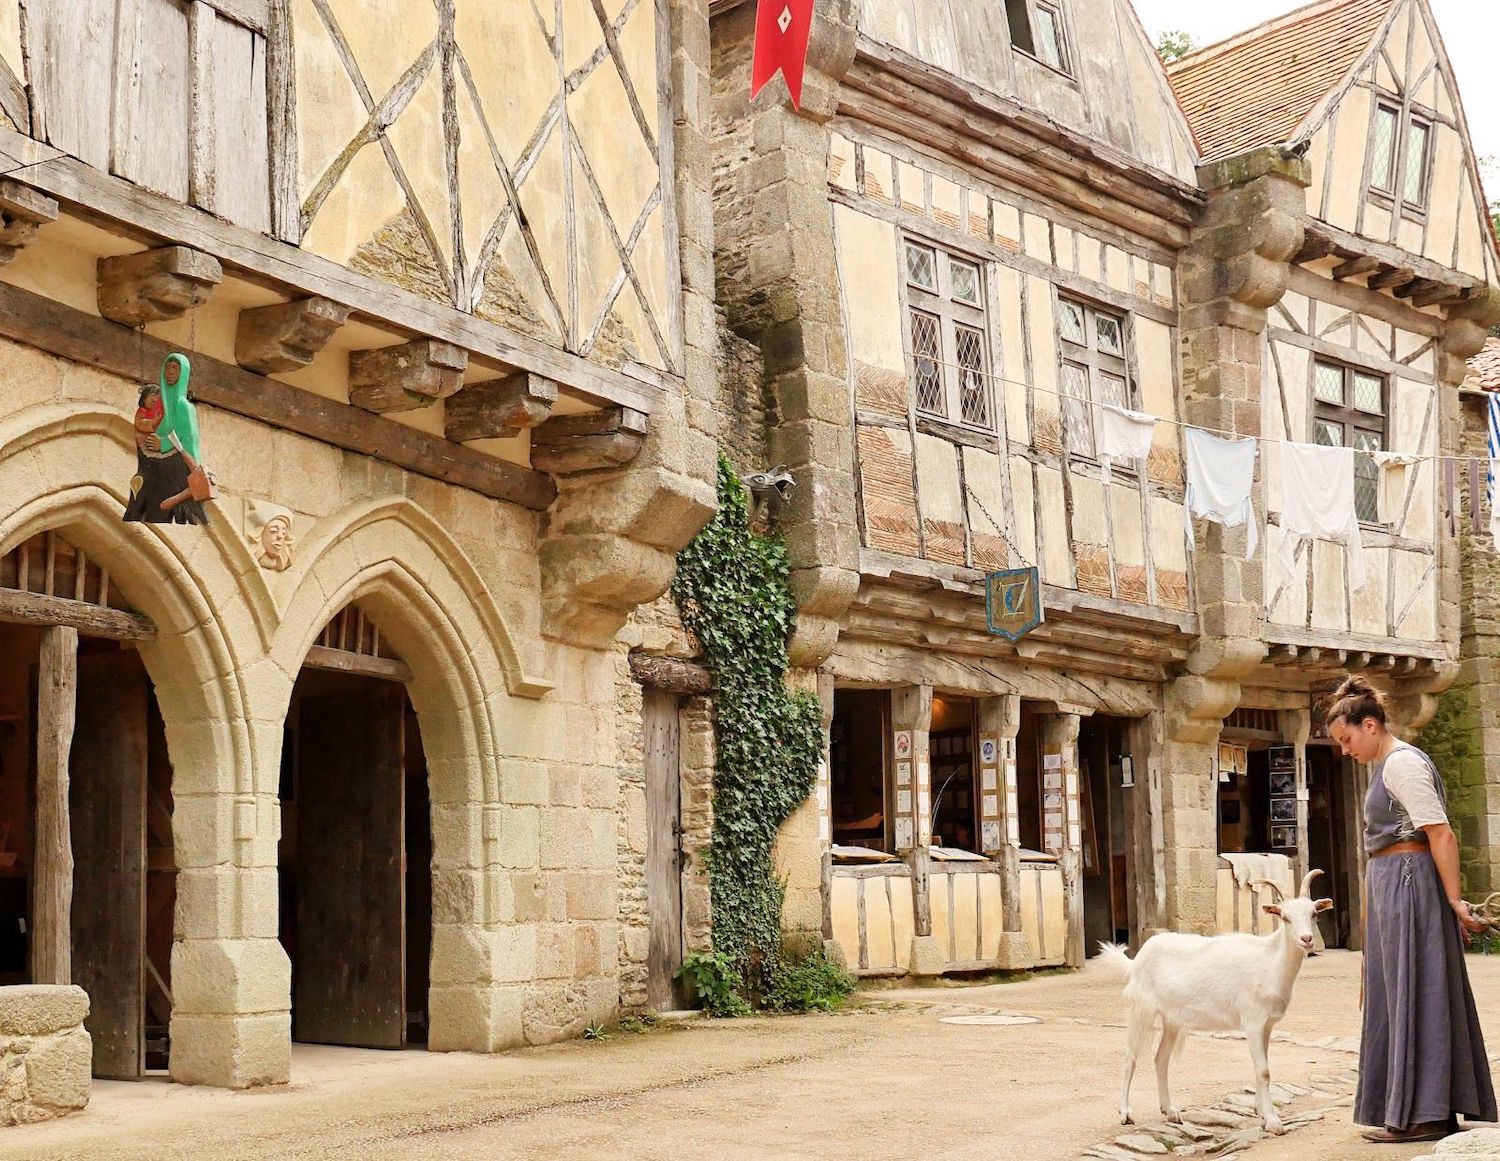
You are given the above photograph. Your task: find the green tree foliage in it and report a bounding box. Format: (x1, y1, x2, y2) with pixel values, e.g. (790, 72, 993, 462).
(1156, 30, 1195, 64)
(673, 454, 824, 999)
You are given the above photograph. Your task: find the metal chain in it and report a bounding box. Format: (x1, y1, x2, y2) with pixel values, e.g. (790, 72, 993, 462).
(964, 485, 1031, 569)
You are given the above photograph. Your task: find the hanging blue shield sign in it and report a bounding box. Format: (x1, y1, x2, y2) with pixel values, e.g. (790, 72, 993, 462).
(985, 566, 1043, 642)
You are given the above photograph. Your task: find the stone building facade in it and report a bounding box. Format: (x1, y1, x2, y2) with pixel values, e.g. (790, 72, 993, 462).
(0, 0, 717, 1099)
(700, 0, 1499, 978)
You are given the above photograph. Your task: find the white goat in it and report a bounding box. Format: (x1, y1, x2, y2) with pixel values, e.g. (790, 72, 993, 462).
(1098, 869, 1333, 1134)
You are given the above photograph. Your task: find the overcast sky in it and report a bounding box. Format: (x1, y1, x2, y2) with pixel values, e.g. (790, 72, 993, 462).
(1131, 0, 1497, 198)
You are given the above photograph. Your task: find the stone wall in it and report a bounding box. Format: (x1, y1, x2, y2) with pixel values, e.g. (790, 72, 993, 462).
(0, 986, 90, 1125)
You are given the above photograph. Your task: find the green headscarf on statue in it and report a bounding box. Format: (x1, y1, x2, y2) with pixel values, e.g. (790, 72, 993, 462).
(156, 353, 201, 462)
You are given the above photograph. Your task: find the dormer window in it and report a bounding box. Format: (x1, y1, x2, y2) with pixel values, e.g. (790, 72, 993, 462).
(1006, 0, 1072, 75)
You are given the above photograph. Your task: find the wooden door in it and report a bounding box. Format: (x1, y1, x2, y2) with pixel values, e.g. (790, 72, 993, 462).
(643, 690, 684, 1011)
(70, 649, 149, 1080)
(294, 687, 405, 1048)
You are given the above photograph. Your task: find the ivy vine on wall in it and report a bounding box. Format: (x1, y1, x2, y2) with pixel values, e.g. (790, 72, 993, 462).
(673, 453, 823, 997)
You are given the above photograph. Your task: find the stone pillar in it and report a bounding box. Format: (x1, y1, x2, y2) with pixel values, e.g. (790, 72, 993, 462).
(711, 0, 861, 668)
(1161, 147, 1310, 933)
(977, 695, 1030, 966)
(1039, 711, 1084, 968)
(891, 684, 942, 974)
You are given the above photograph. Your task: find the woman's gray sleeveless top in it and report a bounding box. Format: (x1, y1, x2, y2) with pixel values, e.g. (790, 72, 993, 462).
(1363, 741, 1446, 854)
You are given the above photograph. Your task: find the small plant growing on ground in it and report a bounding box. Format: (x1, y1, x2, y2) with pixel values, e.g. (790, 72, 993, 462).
(618, 1012, 662, 1035)
(676, 950, 753, 1018)
(583, 1020, 609, 1042)
(765, 944, 856, 1013)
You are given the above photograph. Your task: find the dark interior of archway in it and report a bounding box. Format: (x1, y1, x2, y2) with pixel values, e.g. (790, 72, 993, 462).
(279, 665, 431, 1050)
(0, 626, 175, 1075)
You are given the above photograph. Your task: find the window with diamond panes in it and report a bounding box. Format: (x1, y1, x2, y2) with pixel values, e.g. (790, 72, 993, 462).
(1056, 298, 1134, 459)
(1312, 359, 1386, 524)
(904, 239, 994, 430)
(1369, 102, 1433, 211)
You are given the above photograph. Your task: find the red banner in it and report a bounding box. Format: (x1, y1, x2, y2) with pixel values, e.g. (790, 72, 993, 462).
(750, 0, 816, 109)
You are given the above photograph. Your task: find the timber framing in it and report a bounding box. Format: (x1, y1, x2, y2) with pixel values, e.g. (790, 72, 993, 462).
(0, 126, 660, 416)
(0, 180, 58, 264)
(0, 278, 558, 511)
(302, 644, 413, 685)
(840, 41, 1203, 250)
(0, 589, 155, 641)
(1295, 217, 1487, 308)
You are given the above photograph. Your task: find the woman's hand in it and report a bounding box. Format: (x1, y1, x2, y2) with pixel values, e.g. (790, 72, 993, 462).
(143, 433, 161, 453)
(1451, 898, 1487, 943)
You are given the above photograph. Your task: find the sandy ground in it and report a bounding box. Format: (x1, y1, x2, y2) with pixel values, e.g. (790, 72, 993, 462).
(1, 949, 1495, 1161)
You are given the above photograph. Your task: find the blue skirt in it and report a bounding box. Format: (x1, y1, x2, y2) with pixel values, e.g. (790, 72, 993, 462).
(1354, 849, 1496, 1128)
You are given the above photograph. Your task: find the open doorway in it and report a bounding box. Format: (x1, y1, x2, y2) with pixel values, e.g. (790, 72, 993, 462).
(1079, 716, 1133, 954)
(830, 689, 890, 851)
(930, 695, 978, 854)
(278, 606, 431, 1049)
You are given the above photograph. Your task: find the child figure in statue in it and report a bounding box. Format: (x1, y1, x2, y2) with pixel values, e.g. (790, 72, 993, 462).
(124, 353, 211, 525)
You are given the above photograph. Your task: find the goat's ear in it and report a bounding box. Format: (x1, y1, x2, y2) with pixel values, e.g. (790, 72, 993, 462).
(1315, 898, 1334, 913)
(1262, 904, 1282, 918)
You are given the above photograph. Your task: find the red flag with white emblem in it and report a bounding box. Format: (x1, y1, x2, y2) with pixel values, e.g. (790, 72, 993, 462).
(751, 0, 816, 109)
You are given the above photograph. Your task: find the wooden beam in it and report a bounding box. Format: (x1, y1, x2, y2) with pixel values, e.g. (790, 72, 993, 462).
(0, 180, 58, 265)
(0, 278, 557, 510)
(628, 652, 712, 695)
(1332, 255, 1381, 281)
(235, 296, 350, 374)
(1367, 265, 1416, 291)
(531, 407, 648, 474)
(0, 588, 156, 640)
(33, 625, 77, 985)
(445, 372, 558, 442)
(302, 644, 413, 684)
(97, 246, 223, 326)
(1412, 282, 1471, 309)
(0, 126, 659, 415)
(348, 339, 468, 414)
(200, 0, 270, 33)
(1299, 218, 1482, 299)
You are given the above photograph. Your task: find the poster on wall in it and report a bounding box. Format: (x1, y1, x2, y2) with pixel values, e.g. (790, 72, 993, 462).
(1268, 744, 1296, 774)
(1270, 824, 1297, 849)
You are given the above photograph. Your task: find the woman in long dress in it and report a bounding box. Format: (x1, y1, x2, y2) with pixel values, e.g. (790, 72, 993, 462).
(124, 353, 208, 525)
(1326, 676, 1496, 1144)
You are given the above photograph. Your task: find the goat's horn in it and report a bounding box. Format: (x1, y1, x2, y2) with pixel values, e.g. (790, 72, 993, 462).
(1251, 878, 1285, 901)
(1301, 869, 1324, 897)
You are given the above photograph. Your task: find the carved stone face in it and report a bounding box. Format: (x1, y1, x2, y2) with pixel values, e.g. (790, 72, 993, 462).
(164, 360, 181, 387)
(257, 515, 293, 572)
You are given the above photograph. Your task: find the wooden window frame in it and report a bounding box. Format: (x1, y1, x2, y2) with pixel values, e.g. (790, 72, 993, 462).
(1368, 98, 1434, 217)
(1056, 296, 1135, 462)
(1005, 0, 1074, 78)
(1311, 358, 1388, 527)
(902, 236, 996, 434)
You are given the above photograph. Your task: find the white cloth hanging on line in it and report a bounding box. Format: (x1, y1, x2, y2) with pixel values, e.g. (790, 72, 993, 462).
(1098, 404, 1158, 489)
(1183, 428, 1258, 559)
(1373, 451, 1420, 527)
(1278, 441, 1366, 591)
(1487, 392, 1500, 553)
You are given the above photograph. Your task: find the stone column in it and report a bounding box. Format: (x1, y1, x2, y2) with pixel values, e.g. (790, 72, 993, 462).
(1161, 148, 1309, 933)
(710, 0, 861, 668)
(891, 684, 942, 974)
(977, 695, 1030, 967)
(1038, 711, 1084, 968)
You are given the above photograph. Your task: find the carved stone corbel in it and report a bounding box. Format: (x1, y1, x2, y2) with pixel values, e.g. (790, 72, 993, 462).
(348, 339, 467, 413)
(235, 297, 350, 374)
(1439, 288, 1500, 385)
(0, 180, 58, 265)
(444, 372, 559, 442)
(530, 407, 647, 474)
(97, 246, 223, 326)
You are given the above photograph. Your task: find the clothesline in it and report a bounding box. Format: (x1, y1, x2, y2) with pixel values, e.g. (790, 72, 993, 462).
(910, 351, 1485, 465)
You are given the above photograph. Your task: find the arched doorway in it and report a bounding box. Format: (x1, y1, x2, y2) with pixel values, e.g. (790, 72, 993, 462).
(0, 531, 176, 1077)
(278, 603, 432, 1049)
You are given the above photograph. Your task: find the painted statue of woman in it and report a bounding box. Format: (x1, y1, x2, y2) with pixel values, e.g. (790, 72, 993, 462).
(124, 353, 211, 525)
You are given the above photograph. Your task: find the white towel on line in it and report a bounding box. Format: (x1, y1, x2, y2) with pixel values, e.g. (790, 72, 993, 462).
(1183, 427, 1258, 559)
(1373, 451, 1420, 526)
(1278, 441, 1366, 592)
(1098, 404, 1158, 489)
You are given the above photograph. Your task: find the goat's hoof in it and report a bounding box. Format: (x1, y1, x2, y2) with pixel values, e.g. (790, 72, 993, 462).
(1121, 1113, 1133, 1126)
(1265, 1119, 1285, 1136)
(1163, 1110, 1182, 1124)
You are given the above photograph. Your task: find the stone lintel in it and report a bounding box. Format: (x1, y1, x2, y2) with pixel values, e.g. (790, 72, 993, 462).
(530, 407, 648, 474)
(97, 245, 223, 326)
(444, 372, 560, 442)
(1197, 147, 1311, 192)
(348, 339, 468, 414)
(234, 297, 350, 374)
(0, 179, 59, 265)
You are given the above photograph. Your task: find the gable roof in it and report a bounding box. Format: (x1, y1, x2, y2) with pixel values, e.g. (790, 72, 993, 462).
(1166, 0, 1396, 163)
(1470, 338, 1500, 392)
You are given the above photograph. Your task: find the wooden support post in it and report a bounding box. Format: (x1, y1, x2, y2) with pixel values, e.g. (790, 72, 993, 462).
(978, 694, 1030, 967)
(444, 372, 558, 442)
(97, 246, 223, 325)
(348, 339, 468, 413)
(1040, 710, 1084, 969)
(891, 684, 932, 942)
(530, 407, 648, 474)
(33, 625, 78, 985)
(0, 180, 59, 265)
(235, 296, 350, 374)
